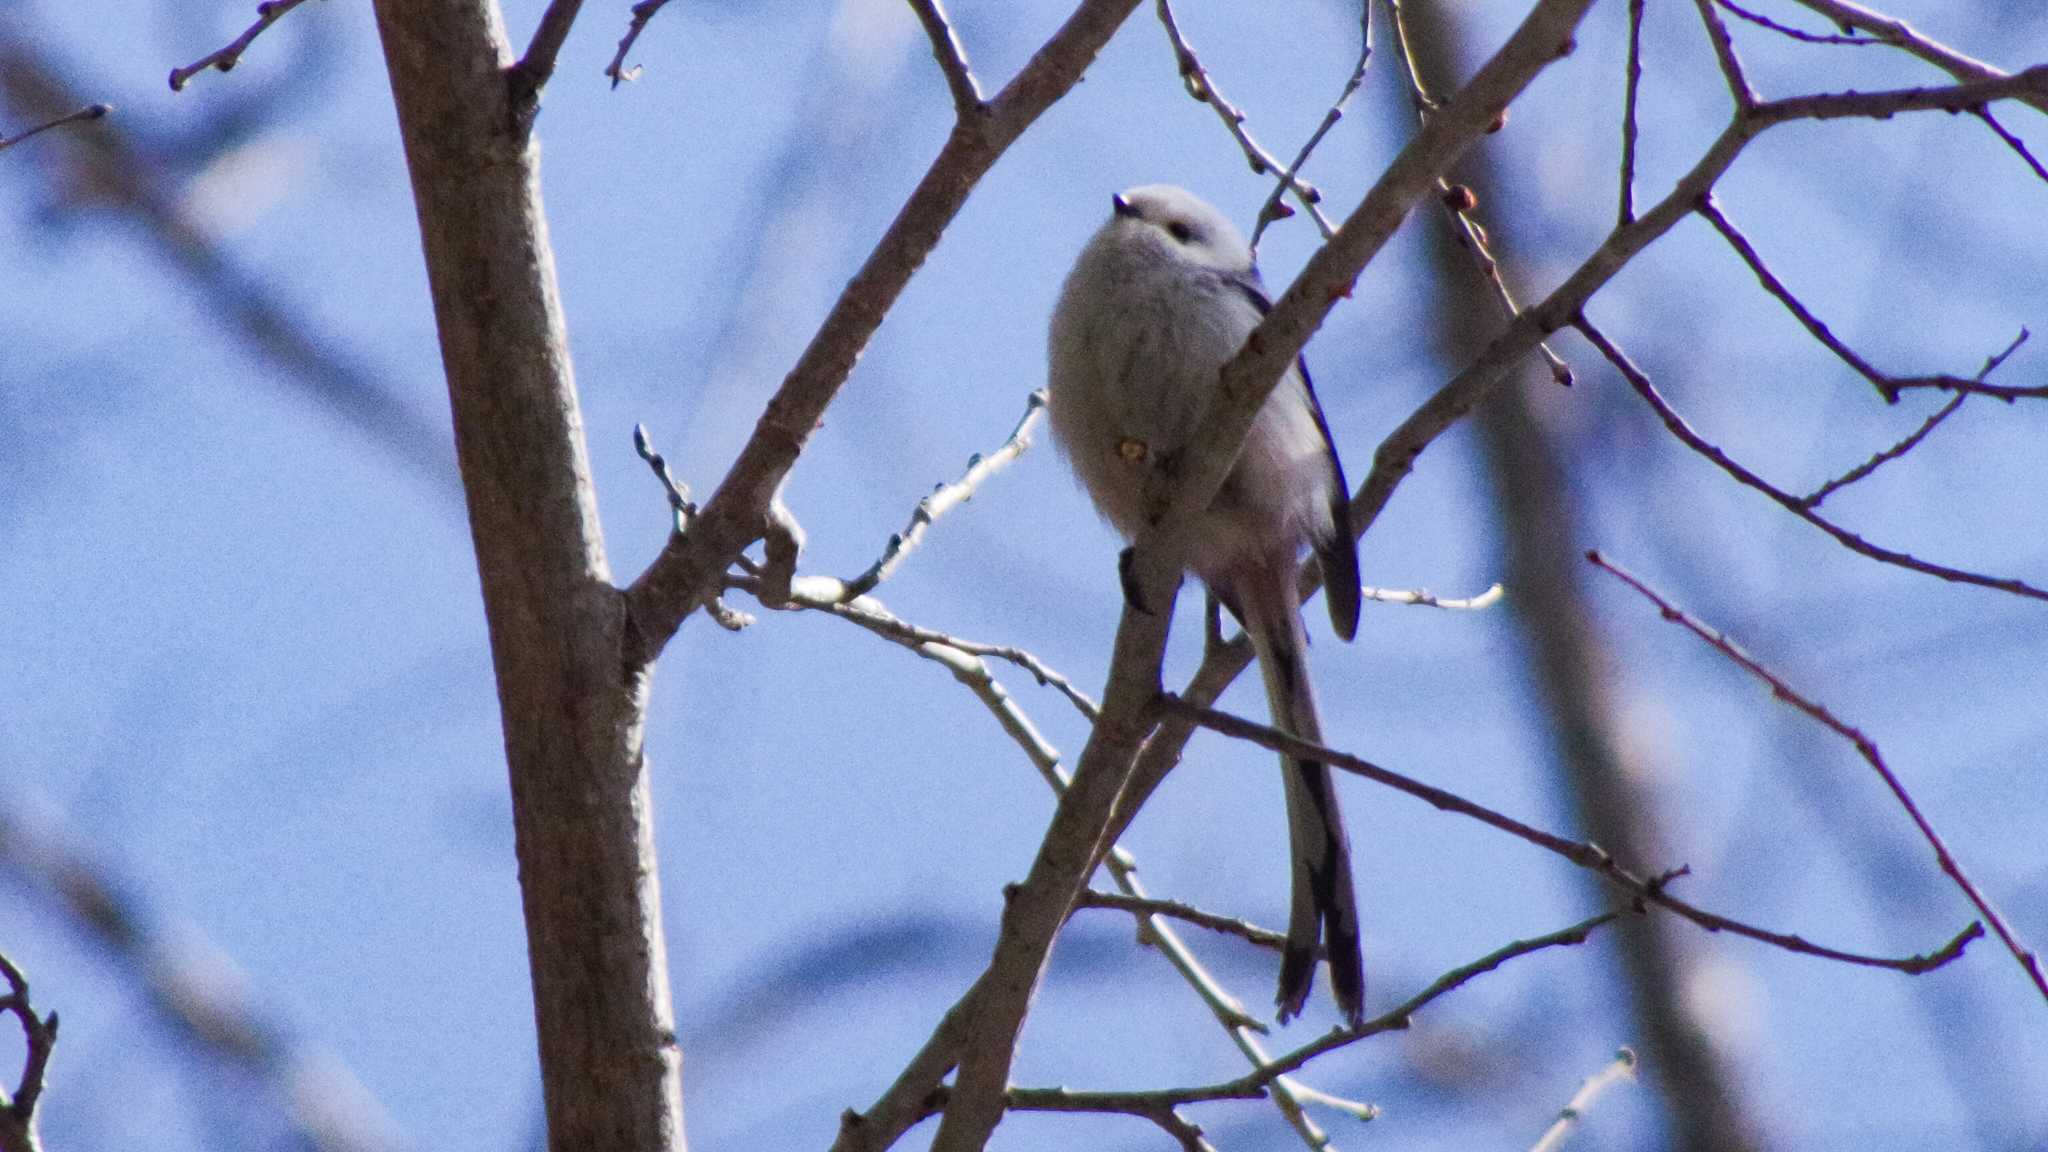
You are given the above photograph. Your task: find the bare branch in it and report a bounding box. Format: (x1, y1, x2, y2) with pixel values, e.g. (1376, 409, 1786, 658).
(508, 0, 586, 123)
(0, 100, 108, 154)
(1799, 330, 2024, 506)
(0, 952, 58, 1152)
(1053, 911, 1626, 1111)
(1696, 195, 2036, 404)
(913, 1084, 1232, 1152)
(1576, 316, 2048, 601)
(1754, 65, 2048, 122)
(1162, 694, 1984, 975)
(633, 422, 696, 534)
(625, 0, 1148, 658)
(1974, 106, 2048, 186)
(1587, 552, 2048, 1003)
(1802, 393, 1964, 507)
(1155, 0, 1334, 238)
(605, 0, 675, 88)
(1349, 67, 2048, 553)
(1360, 581, 1506, 609)
(1248, 2, 1370, 251)
(1381, 0, 1574, 384)
(1618, 0, 1645, 226)
(1384, 0, 1572, 387)
(839, 390, 1046, 601)
(1074, 889, 1291, 950)
(1787, 0, 2048, 115)
(1715, 0, 1877, 46)
(168, 0, 317, 91)
(1691, 0, 1758, 110)
(1528, 1048, 1639, 1152)
(907, 0, 985, 118)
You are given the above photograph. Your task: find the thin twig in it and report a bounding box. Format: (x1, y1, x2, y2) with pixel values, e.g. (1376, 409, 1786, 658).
(1576, 315, 2048, 601)
(1587, 551, 2048, 1003)
(0, 101, 109, 154)
(1361, 581, 1506, 609)
(1786, 0, 2048, 116)
(1691, 0, 1758, 110)
(168, 0, 316, 91)
(1162, 693, 1984, 974)
(802, 589, 1102, 721)
(1155, 0, 1335, 237)
(1528, 1048, 1639, 1152)
(914, 1084, 1232, 1152)
(1696, 195, 2037, 403)
(1074, 889, 1291, 950)
(633, 422, 696, 534)
(907, 0, 985, 117)
(605, 0, 675, 88)
(1714, 0, 1876, 45)
(1796, 327, 2026, 509)
(1974, 106, 2048, 186)
(1797, 328, 2029, 508)
(626, 0, 1151, 656)
(1382, 0, 1574, 385)
(1248, 2, 1371, 251)
(1618, 0, 1644, 226)
(1800, 393, 1964, 508)
(838, 390, 1045, 601)
(1048, 911, 1627, 1110)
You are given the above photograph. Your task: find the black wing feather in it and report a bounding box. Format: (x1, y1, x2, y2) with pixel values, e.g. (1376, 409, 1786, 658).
(1223, 272, 1362, 642)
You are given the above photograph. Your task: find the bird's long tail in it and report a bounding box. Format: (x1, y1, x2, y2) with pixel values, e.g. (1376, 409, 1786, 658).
(1238, 564, 1365, 1026)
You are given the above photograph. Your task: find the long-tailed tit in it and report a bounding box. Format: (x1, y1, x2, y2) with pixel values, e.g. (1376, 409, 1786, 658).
(1047, 185, 1365, 1024)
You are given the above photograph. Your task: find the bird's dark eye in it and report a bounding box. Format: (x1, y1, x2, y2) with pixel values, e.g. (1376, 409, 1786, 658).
(1166, 220, 1196, 244)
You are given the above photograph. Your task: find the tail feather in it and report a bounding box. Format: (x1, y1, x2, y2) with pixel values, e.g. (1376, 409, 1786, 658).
(1239, 566, 1365, 1027)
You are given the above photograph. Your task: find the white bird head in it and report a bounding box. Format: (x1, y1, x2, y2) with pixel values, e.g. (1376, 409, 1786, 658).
(1104, 184, 1254, 275)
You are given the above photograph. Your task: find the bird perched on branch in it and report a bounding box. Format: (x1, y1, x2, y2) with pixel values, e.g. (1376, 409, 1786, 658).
(1047, 184, 1365, 1024)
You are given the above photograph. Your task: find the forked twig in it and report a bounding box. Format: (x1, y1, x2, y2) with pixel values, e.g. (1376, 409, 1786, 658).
(1155, 0, 1335, 237)
(1575, 315, 2048, 601)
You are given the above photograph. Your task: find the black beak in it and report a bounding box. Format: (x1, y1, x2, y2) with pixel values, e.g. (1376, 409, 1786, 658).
(1110, 193, 1139, 219)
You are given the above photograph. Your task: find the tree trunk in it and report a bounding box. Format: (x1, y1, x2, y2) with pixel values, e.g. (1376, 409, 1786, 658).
(370, 4, 683, 1148)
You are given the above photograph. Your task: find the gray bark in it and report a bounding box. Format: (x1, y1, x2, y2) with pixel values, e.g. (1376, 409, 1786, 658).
(369, 4, 683, 1149)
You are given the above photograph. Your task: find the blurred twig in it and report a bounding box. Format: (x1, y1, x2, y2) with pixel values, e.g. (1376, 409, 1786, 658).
(0, 100, 107, 153)
(0, 805, 404, 1152)
(0, 39, 453, 492)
